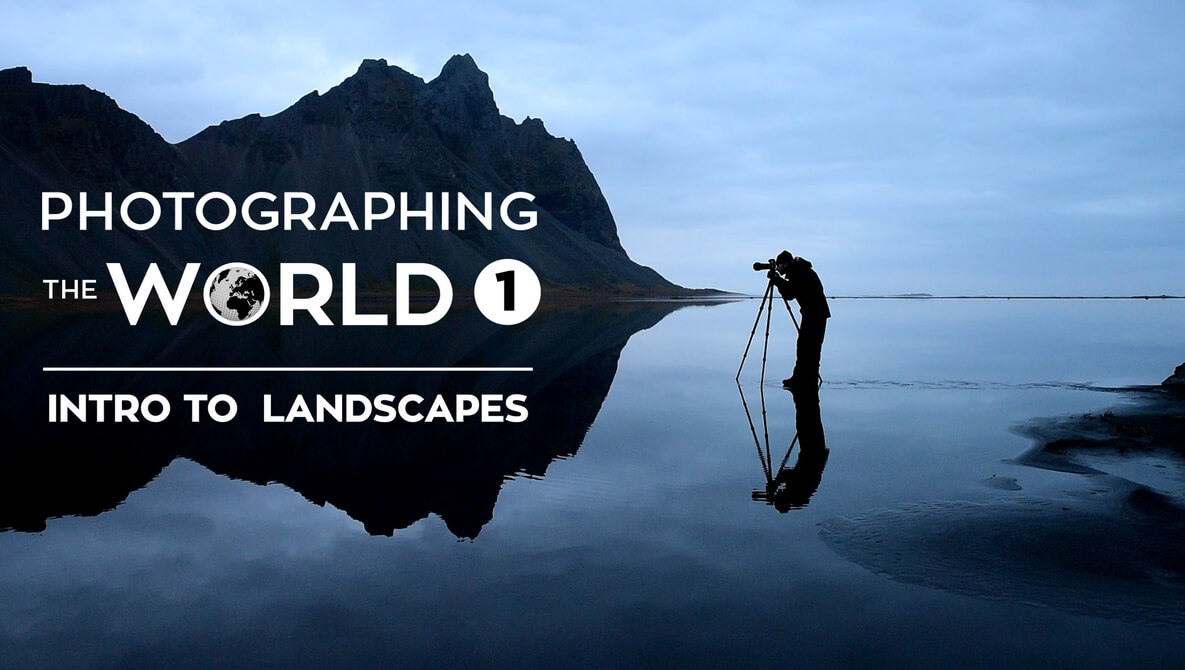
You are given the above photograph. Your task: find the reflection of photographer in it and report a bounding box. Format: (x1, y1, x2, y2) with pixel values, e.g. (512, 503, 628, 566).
(745, 383, 830, 512)
(756, 251, 830, 390)
(770, 386, 829, 511)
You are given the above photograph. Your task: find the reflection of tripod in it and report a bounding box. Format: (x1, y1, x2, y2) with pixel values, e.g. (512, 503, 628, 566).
(735, 277, 820, 388)
(737, 380, 795, 492)
(739, 381, 830, 512)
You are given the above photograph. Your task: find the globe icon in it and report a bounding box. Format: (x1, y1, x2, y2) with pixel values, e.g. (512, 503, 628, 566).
(204, 263, 269, 325)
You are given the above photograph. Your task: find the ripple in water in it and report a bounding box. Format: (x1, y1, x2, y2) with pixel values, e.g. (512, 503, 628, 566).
(819, 490, 1185, 630)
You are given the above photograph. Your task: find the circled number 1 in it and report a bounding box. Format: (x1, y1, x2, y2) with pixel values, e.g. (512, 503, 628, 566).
(496, 270, 515, 311)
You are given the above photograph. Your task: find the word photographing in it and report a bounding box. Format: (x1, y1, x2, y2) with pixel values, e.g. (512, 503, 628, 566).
(42, 191, 538, 232)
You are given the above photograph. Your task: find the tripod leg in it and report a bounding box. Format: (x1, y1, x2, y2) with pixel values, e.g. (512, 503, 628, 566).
(737, 381, 772, 482)
(760, 280, 774, 386)
(778, 433, 800, 472)
(779, 294, 801, 333)
(760, 378, 772, 476)
(736, 281, 774, 380)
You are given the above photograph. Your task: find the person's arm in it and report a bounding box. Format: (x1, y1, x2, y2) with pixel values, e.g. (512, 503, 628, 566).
(768, 269, 795, 301)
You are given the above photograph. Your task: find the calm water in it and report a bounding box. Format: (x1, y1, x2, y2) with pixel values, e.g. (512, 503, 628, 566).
(1, 298, 1183, 668)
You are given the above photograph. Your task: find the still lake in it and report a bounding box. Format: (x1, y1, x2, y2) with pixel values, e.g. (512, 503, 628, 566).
(1, 298, 1183, 668)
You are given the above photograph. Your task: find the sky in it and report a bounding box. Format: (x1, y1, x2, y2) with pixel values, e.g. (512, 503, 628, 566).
(3, 0, 1183, 295)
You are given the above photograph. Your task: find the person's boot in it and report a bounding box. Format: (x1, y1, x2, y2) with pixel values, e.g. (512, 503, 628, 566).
(788, 374, 818, 391)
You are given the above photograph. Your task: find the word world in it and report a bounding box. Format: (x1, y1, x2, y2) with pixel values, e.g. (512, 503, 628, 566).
(107, 260, 537, 327)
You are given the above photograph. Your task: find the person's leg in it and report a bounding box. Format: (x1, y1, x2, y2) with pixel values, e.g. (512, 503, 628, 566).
(791, 317, 826, 387)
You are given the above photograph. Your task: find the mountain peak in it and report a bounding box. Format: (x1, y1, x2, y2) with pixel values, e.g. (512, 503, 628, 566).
(346, 58, 422, 88)
(419, 53, 500, 139)
(355, 57, 389, 76)
(437, 53, 483, 81)
(0, 66, 33, 86)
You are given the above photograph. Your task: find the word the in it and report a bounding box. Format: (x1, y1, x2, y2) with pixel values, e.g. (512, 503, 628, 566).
(43, 279, 97, 300)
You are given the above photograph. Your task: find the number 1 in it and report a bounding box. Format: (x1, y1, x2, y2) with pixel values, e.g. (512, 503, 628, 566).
(495, 270, 515, 311)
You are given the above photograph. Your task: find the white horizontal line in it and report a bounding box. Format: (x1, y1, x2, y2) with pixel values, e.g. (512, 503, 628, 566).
(42, 367, 533, 373)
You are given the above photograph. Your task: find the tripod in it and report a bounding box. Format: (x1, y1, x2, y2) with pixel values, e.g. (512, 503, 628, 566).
(735, 277, 821, 388)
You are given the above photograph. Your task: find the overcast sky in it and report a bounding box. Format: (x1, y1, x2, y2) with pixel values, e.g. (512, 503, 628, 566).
(3, 0, 1183, 295)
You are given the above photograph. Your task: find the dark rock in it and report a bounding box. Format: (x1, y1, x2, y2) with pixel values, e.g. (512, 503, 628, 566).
(504, 116, 624, 252)
(1164, 362, 1185, 386)
(0, 69, 187, 189)
(0, 67, 197, 294)
(0, 66, 32, 86)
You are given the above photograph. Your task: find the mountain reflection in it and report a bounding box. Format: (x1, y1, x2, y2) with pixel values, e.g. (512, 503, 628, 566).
(0, 302, 683, 538)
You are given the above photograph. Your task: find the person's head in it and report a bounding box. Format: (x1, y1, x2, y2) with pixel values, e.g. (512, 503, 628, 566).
(775, 250, 794, 272)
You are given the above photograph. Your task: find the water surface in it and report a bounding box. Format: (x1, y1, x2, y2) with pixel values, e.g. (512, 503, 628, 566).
(1, 298, 1183, 668)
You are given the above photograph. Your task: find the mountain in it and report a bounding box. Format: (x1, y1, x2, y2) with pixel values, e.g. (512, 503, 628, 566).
(0, 65, 203, 292)
(0, 56, 682, 296)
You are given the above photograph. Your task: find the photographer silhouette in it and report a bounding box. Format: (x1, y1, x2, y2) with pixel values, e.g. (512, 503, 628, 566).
(767, 251, 829, 390)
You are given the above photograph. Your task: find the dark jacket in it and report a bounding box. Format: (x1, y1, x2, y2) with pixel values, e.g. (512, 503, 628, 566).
(772, 258, 830, 319)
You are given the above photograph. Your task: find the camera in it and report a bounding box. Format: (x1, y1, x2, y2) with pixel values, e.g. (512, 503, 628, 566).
(753, 259, 776, 271)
